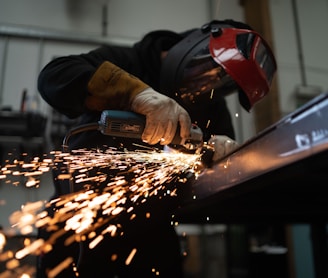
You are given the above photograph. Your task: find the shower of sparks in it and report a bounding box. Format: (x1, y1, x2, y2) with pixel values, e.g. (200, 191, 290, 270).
(0, 146, 204, 276)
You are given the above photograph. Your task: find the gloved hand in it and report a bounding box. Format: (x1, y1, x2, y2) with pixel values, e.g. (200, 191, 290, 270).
(86, 61, 149, 111)
(131, 87, 192, 145)
(86, 61, 191, 145)
(208, 135, 239, 162)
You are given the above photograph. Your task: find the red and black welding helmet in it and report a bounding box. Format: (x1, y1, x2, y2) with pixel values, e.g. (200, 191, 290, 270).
(159, 21, 277, 111)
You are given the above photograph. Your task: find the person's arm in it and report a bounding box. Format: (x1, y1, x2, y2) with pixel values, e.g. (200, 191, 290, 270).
(38, 53, 191, 145)
(38, 45, 137, 118)
(38, 55, 96, 118)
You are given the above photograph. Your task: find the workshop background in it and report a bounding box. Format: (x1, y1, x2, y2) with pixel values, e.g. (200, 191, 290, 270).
(0, 0, 327, 277)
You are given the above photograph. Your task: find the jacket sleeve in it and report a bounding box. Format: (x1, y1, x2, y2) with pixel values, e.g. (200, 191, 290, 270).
(38, 54, 96, 118)
(37, 46, 146, 119)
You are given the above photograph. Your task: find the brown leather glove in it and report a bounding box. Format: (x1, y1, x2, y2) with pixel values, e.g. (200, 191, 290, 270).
(86, 61, 149, 111)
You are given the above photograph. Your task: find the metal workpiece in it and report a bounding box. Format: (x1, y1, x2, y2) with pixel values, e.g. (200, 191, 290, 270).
(186, 93, 328, 200)
(178, 93, 328, 220)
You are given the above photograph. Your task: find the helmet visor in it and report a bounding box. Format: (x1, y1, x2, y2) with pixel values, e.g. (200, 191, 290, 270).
(210, 28, 277, 110)
(177, 46, 239, 104)
(255, 39, 276, 86)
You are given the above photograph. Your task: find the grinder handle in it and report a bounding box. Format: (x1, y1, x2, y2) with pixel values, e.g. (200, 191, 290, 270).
(98, 110, 202, 147)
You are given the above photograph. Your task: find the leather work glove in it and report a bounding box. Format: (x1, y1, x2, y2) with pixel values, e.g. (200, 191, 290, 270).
(87, 61, 191, 145)
(131, 87, 191, 145)
(208, 135, 239, 162)
(87, 61, 149, 111)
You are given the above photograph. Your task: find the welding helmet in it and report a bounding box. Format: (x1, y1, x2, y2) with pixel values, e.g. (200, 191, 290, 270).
(159, 20, 277, 111)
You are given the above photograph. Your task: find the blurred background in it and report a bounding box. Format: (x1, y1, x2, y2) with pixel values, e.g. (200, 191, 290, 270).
(0, 0, 327, 277)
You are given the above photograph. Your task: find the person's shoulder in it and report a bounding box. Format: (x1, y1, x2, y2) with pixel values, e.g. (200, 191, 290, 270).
(87, 44, 134, 64)
(91, 44, 131, 54)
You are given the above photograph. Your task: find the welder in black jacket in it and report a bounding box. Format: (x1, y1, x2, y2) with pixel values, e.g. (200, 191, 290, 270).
(37, 19, 276, 277)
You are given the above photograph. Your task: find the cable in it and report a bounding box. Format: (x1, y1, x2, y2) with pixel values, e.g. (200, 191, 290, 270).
(62, 122, 100, 152)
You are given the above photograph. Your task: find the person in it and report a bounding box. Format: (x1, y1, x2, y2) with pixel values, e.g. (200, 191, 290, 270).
(36, 19, 276, 277)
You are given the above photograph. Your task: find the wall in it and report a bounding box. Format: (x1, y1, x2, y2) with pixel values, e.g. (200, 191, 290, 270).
(269, 0, 328, 115)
